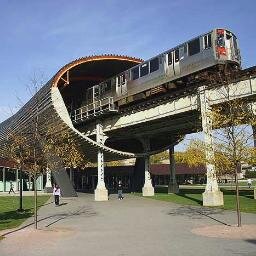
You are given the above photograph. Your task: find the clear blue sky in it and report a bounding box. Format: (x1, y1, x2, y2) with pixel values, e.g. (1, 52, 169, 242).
(0, 0, 255, 149)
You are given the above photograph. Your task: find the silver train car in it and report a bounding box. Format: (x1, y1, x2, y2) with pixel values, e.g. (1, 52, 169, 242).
(85, 28, 241, 107)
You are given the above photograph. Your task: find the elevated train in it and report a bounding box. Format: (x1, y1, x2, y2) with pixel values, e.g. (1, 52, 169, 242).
(83, 28, 241, 113)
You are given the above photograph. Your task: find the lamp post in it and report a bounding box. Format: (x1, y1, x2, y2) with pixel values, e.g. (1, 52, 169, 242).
(17, 169, 24, 212)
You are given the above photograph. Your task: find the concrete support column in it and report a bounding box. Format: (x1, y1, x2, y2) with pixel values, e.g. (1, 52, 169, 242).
(3, 167, 6, 192)
(44, 168, 52, 193)
(168, 145, 179, 194)
(141, 138, 154, 196)
(95, 123, 108, 201)
(199, 86, 223, 206)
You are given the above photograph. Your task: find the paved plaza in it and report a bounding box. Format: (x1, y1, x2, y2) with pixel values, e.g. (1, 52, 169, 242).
(0, 193, 256, 256)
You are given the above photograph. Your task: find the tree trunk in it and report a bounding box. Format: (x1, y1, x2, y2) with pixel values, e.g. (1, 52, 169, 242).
(235, 166, 241, 227)
(34, 177, 38, 229)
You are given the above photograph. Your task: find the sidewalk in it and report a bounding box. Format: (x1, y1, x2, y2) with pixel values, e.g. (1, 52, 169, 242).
(0, 193, 255, 256)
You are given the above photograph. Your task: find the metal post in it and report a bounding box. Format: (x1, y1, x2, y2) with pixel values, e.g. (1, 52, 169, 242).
(16, 169, 19, 191)
(198, 86, 223, 206)
(2, 167, 6, 192)
(3, 167, 6, 192)
(18, 169, 24, 212)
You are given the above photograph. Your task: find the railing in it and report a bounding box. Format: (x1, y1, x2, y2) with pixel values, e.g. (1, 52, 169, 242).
(71, 97, 118, 123)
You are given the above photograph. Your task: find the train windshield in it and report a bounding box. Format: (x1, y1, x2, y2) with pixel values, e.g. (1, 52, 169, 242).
(217, 33, 225, 47)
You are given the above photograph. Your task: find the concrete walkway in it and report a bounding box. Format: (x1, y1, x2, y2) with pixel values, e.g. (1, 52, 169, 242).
(0, 193, 256, 256)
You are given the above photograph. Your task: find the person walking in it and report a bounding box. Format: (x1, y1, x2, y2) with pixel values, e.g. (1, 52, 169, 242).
(117, 180, 123, 200)
(53, 185, 61, 206)
(8, 181, 15, 194)
(247, 178, 252, 188)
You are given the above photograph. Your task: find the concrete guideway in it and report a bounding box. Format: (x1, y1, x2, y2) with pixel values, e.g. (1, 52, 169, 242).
(0, 193, 256, 256)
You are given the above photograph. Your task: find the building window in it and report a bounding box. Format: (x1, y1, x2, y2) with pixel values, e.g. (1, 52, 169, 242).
(140, 62, 149, 77)
(188, 38, 200, 56)
(150, 58, 159, 73)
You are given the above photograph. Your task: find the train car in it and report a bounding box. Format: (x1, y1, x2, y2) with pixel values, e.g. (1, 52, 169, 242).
(85, 28, 241, 108)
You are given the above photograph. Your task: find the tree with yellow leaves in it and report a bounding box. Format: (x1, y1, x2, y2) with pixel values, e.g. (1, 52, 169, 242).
(182, 87, 256, 227)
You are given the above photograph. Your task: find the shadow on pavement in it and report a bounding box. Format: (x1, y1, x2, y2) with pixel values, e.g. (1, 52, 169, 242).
(167, 206, 230, 226)
(1, 205, 97, 237)
(245, 239, 256, 245)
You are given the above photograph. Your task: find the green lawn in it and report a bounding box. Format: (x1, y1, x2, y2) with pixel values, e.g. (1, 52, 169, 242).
(137, 187, 256, 213)
(0, 196, 50, 231)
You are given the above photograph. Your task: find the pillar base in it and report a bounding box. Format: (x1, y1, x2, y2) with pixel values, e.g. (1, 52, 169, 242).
(44, 186, 53, 193)
(168, 182, 179, 194)
(254, 188, 256, 199)
(203, 190, 224, 206)
(95, 187, 108, 201)
(142, 186, 154, 196)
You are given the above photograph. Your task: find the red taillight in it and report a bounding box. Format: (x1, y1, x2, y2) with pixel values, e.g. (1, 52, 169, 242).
(217, 46, 226, 56)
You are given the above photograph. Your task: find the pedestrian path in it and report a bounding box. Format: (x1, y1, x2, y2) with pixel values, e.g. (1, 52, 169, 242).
(0, 193, 256, 256)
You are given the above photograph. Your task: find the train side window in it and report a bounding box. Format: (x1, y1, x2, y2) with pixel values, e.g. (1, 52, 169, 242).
(188, 38, 200, 56)
(175, 49, 179, 62)
(131, 67, 139, 80)
(167, 52, 172, 65)
(204, 34, 212, 49)
(179, 45, 186, 60)
(150, 58, 159, 73)
(140, 62, 149, 77)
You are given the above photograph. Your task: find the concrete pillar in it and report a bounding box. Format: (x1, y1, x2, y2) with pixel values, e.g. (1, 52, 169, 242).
(44, 168, 52, 193)
(132, 158, 145, 192)
(199, 86, 223, 206)
(141, 138, 154, 196)
(168, 145, 179, 194)
(94, 123, 108, 201)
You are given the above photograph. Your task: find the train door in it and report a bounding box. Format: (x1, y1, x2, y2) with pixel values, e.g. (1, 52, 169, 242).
(225, 31, 238, 60)
(225, 31, 232, 59)
(166, 51, 175, 77)
(173, 48, 180, 76)
(116, 73, 126, 97)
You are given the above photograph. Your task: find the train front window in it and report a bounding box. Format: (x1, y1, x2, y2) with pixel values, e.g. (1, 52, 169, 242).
(217, 33, 225, 47)
(140, 62, 149, 77)
(150, 58, 159, 73)
(188, 38, 200, 56)
(131, 67, 139, 80)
